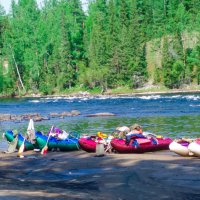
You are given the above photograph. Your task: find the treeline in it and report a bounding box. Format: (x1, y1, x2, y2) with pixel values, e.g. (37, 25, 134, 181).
(0, 0, 200, 96)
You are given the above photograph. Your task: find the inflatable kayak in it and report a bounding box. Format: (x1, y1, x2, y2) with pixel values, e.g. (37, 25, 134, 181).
(4, 130, 40, 151)
(169, 138, 199, 157)
(110, 135, 172, 153)
(188, 139, 200, 157)
(78, 135, 112, 153)
(35, 132, 80, 151)
(169, 140, 192, 156)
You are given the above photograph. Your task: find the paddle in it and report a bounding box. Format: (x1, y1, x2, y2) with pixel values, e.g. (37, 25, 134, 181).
(41, 126, 54, 155)
(40, 134, 51, 155)
(17, 138, 26, 157)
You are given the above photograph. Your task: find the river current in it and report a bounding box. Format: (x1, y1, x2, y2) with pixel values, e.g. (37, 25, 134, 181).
(0, 93, 200, 150)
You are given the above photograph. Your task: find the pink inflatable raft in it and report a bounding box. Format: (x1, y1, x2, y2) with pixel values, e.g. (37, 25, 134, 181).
(78, 135, 112, 153)
(110, 134, 172, 153)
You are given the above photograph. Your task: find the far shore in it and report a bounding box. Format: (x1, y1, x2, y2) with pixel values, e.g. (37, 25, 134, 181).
(1, 88, 200, 99)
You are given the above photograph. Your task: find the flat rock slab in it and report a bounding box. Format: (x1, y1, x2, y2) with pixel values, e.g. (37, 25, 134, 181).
(0, 150, 199, 200)
(86, 112, 116, 117)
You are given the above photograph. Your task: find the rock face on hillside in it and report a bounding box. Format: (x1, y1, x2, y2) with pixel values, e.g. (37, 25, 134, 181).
(146, 32, 198, 84)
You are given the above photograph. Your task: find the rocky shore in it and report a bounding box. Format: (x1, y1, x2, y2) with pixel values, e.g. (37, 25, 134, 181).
(0, 149, 199, 200)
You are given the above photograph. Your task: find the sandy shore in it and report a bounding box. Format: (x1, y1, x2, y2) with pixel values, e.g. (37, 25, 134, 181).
(0, 150, 199, 200)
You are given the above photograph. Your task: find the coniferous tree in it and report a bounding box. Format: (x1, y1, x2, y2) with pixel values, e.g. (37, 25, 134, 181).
(0, 5, 6, 92)
(82, 0, 109, 90)
(106, 0, 120, 87)
(3, 0, 40, 93)
(0, 0, 199, 95)
(127, 0, 147, 88)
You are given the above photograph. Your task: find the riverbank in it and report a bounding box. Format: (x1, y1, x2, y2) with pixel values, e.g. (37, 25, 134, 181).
(0, 150, 199, 200)
(1, 85, 200, 99)
(26, 88, 200, 98)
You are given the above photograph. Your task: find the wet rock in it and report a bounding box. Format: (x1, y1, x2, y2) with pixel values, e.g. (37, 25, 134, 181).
(21, 113, 41, 120)
(50, 110, 81, 117)
(12, 113, 48, 122)
(0, 114, 11, 121)
(41, 116, 50, 120)
(10, 115, 21, 121)
(33, 116, 46, 122)
(61, 111, 72, 117)
(71, 110, 81, 116)
(0, 109, 80, 122)
(86, 112, 116, 117)
(50, 112, 60, 117)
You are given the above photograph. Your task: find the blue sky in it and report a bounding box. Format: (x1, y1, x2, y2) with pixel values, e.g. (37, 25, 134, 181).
(0, 0, 88, 13)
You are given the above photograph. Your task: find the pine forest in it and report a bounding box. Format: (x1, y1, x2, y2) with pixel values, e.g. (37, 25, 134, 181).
(0, 0, 200, 96)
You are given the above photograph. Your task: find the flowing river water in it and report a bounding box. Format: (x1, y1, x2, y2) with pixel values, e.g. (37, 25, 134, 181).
(0, 93, 200, 150)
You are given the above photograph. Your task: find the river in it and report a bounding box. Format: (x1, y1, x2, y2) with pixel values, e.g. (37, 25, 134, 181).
(0, 93, 200, 150)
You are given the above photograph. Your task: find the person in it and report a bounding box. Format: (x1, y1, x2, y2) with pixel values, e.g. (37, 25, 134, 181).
(125, 124, 145, 145)
(128, 124, 143, 135)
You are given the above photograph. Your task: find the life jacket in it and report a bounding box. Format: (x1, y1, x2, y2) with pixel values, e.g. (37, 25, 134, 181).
(97, 132, 108, 139)
(125, 133, 146, 145)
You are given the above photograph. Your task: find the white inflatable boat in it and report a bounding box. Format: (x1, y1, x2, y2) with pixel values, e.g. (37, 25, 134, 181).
(169, 140, 194, 157)
(188, 140, 200, 156)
